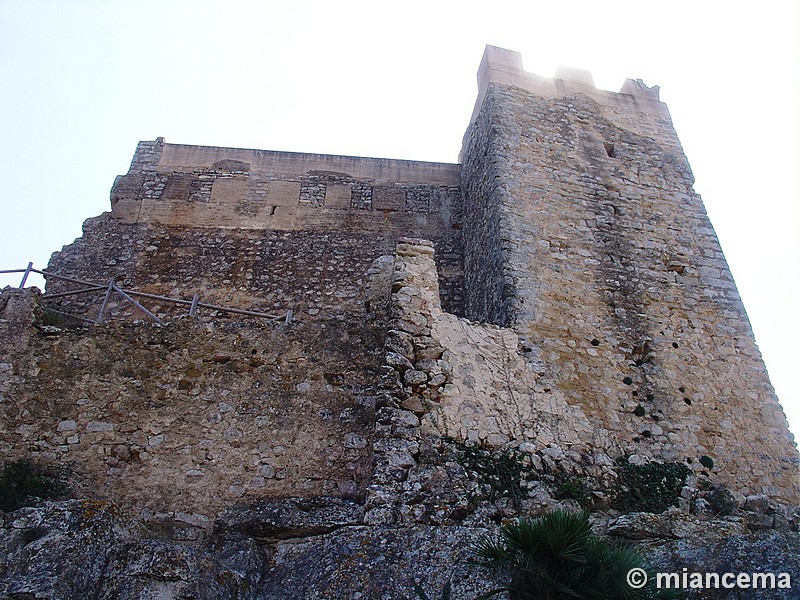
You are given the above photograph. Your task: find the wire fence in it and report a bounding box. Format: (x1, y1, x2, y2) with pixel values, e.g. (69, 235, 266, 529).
(1, 263, 293, 325)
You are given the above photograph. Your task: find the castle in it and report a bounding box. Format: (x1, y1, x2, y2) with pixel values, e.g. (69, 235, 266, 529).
(1, 46, 798, 597)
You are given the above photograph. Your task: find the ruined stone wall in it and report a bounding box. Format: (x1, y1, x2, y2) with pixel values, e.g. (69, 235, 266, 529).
(10, 136, 470, 532)
(1, 246, 798, 600)
(0, 288, 383, 523)
(460, 56, 799, 503)
(1, 45, 798, 600)
(366, 240, 598, 526)
(6, 42, 799, 513)
(369, 241, 798, 526)
(47, 217, 394, 322)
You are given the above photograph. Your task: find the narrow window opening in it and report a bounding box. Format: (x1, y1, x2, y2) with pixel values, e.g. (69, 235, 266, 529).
(604, 142, 616, 158)
(269, 205, 277, 216)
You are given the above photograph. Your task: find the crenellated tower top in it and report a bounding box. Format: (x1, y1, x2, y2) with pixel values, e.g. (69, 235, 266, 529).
(471, 45, 663, 123)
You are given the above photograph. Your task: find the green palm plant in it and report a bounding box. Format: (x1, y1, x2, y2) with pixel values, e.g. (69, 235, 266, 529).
(470, 510, 682, 600)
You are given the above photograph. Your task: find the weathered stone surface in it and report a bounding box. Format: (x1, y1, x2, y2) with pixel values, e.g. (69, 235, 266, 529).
(0, 288, 379, 517)
(458, 66, 798, 504)
(256, 525, 498, 600)
(97, 538, 262, 599)
(0, 499, 501, 599)
(0, 500, 132, 598)
(607, 510, 748, 543)
(403, 369, 428, 386)
(216, 497, 365, 542)
(740, 494, 799, 531)
(385, 329, 415, 360)
(453, 48, 800, 507)
(73, 141, 465, 318)
(0, 500, 263, 599)
(4, 499, 798, 600)
(385, 351, 413, 372)
(645, 531, 800, 599)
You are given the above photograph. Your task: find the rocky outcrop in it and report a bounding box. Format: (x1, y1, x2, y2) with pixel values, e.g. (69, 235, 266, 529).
(598, 508, 800, 599)
(4, 497, 800, 599)
(217, 497, 365, 542)
(645, 530, 800, 600)
(0, 500, 262, 599)
(0, 498, 497, 600)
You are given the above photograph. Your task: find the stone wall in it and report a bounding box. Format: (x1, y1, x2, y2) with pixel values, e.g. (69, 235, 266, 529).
(460, 55, 799, 503)
(25, 46, 800, 509)
(0, 287, 383, 521)
(459, 89, 513, 326)
(366, 240, 596, 526)
(0, 44, 798, 599)
(1, 244, 798, 599)
(97, 139, 465, 316)
(47, 217, 397, 322)
(368, 240, 799, 524)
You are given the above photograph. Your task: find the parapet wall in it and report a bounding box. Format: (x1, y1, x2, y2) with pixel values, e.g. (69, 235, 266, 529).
(112, 138, 462, 236)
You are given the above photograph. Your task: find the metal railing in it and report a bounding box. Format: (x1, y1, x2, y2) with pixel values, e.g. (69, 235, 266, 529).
(1, 263, 293, 325)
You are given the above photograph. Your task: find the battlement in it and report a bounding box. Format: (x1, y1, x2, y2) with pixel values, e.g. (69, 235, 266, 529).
(466, 45, 674, 166)
(473, 45, 663, 121)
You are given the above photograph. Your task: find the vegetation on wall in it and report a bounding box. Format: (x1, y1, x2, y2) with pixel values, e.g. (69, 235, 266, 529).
(613, 458, 690, 514)
(453, 442, 531, 506)
(451, 440, 600, 510)
(0, 459, 70, 512)
(548, 472, 592, 509)
(698, 479, 737, 516)
(451, 442, 702, 517)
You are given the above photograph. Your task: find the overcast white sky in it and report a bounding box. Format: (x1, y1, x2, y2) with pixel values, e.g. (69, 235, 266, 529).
(1, 1, 798, 439)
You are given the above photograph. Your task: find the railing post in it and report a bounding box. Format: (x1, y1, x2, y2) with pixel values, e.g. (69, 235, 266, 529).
(97, 281, 114, 323)
(189, 293, 199, 316)
(112, 284, 162, 324)
(18, 262, 33, 289)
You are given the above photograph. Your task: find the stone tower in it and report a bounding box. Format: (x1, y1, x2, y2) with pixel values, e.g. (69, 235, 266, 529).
(457, 46, 798, 501)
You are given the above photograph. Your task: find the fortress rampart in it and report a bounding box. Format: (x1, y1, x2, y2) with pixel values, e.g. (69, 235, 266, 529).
(1, 45, 797, 536)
